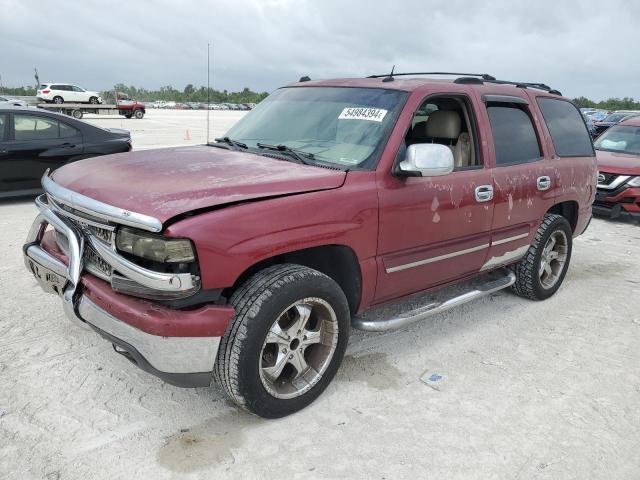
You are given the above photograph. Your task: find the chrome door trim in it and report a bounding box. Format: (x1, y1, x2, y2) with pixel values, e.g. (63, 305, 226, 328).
(480, 244, 529, 271)
(386, 243, 490, 273)
(42, 172, 163, 233)
(385, 232, 532, 274)
(491, 232, 529, 246)
(536, 176, 551, 191)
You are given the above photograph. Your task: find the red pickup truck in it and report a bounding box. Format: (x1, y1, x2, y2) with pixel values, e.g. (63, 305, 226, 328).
(23, 72, 597, 418)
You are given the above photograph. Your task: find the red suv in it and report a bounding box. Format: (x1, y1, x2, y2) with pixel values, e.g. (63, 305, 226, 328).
(22, 72, 597, 418)
(593, 116, 640, 220)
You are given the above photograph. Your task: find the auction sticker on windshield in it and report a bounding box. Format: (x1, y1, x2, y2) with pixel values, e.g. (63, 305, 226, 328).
(338, 107, 388, 122)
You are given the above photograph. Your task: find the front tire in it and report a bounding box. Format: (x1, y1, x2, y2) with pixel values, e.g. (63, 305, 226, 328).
(133, 109, 144, 119)
(89, 96, 99, 104)
(214, 264, 350, 418)
(511, 213, 572, 300)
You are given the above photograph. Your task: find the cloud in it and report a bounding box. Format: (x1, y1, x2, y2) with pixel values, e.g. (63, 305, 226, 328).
(1, 0, 638, 100)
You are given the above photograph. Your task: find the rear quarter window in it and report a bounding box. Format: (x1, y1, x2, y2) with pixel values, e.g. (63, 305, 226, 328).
(537, 97, 594, 157)
(60, 122, 80, 138)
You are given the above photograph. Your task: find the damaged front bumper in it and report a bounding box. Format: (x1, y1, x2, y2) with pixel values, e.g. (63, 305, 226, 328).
(23, 176, 234, 387)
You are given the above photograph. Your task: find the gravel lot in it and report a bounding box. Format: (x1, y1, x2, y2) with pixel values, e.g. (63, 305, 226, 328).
(1, 111, 640, 479)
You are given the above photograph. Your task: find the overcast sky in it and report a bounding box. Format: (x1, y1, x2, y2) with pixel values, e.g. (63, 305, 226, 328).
(1, 0, 638, 100)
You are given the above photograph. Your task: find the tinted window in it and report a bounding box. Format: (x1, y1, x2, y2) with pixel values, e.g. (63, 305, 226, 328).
(537, 98, 594, 157)
(14, 115, 59, 140)
(72, 86, 83, 92)
(487, 105, 541, 165)
(51, 85, 63, 90)
(59, 122, 80, 138)
(0, 114, 6, 141)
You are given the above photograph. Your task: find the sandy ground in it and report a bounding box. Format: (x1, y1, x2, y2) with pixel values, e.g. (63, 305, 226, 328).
(1, 111, 640, 479)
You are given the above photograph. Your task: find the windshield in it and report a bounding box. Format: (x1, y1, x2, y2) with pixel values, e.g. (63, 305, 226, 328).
(602, 113, 626, 123)
(224, 86, 407, 168)
(594, 125, 640, 154)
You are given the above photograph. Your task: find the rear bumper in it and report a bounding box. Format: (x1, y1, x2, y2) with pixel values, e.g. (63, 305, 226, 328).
(23, 196, 235, 387)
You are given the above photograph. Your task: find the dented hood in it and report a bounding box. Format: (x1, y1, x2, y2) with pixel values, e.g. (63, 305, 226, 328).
(52, 146, 346, 224)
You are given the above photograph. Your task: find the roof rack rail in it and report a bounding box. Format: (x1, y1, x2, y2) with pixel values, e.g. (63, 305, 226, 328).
(483, 79, 562, 96)
(367, 71, 497, 81)
(364, 70, 562, 95)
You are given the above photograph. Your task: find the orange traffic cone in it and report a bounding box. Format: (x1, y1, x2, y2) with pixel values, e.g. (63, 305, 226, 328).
(184, 129, 191, 140)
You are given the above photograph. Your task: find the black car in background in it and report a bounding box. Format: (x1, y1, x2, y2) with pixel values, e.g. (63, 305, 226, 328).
(0, 107, 131, 198)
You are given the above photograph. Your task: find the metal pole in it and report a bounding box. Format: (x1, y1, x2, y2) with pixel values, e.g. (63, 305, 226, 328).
(206, 42, 211, 144)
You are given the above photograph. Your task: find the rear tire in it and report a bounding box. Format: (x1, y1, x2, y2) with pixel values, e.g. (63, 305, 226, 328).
(511, 213, 572, 300)
(71, 109, 83, 119)
(53, 96, 64, 104)
(214, 264, 350, 418)
(124, 113, 133, 119)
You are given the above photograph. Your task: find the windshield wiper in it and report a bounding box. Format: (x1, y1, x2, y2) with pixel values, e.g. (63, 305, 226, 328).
(210, 137, 248, 151)
(256, 143, 314, 165)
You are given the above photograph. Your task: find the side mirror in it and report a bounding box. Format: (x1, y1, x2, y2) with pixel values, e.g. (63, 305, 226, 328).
(398, 143, 454, 177)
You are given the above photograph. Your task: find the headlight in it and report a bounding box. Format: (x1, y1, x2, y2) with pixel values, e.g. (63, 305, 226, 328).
(116, 227, 195, 263)
(627, 176, 640, 187)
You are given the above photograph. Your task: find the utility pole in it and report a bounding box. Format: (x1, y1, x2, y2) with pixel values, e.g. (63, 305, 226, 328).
(206, 42, 211, 144)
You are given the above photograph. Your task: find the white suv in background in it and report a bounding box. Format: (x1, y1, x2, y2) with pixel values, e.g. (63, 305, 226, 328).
(37, 83, 102, 104)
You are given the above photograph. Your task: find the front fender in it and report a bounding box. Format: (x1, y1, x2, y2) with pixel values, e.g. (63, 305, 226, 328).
(164, 172, 379, 290)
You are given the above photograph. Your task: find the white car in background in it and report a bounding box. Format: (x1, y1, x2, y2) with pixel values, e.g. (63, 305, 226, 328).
(37, 83, 102, 104)
(0, 95, 28, 107)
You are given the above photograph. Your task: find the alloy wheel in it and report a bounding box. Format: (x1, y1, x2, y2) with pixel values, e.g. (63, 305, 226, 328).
(259, 297, 338, 399)
(539, 230, 568, 289)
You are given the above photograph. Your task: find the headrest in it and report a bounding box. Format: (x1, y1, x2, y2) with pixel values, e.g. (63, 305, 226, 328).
(425, 110, 461, 139)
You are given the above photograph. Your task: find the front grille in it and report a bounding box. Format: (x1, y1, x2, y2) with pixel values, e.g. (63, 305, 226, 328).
(49, 198, 116, 281)
(598, 172, 618, 186)
(81, 222, 113, 244)
(84, 244, 113, 279)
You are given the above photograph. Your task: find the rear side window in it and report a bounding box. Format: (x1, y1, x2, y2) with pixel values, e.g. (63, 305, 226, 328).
(59, 122, 80, 138)
(487, 105, 541, 165)
(14, 114, 60, 140)
(537, 98, 594, 157)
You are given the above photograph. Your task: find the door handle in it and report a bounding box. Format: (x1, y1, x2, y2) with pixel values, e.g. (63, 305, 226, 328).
(475, 185, 493, 202)
(0, 149, 8, 155)
(537, 176, 551, 191)
(61, 143, 76, 148)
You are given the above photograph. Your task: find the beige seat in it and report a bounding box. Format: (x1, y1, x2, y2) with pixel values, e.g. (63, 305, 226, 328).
(411, 110, 471, 168)
(453, 132, 471, 168)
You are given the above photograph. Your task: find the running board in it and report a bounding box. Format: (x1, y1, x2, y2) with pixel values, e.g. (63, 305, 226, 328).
(352, 269, 516, 332)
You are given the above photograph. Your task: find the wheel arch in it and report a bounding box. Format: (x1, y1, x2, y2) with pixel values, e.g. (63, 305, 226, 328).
(546, 200, 579, 233)
(222, 244, 362, 315)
